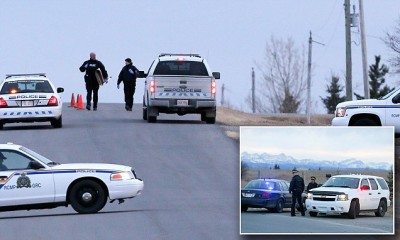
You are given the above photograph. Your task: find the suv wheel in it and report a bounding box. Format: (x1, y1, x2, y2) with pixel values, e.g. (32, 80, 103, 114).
(374, 200, 387, 217)
(309, 211, 318, 217)
(146, 107, 157, 123)
(348, 200, 359, 219)
(353, 118, 378, 126)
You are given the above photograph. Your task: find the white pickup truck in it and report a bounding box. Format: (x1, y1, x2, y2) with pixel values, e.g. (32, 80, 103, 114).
(332, 88, 400, 133)
(141, 53, 220, 123)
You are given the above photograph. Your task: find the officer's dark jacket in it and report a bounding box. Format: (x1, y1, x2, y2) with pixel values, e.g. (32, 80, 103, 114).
(306, 182, 318, 192)
(79, 59, 108, 84)
(289, 175, 305, 194)
(117, 64, 139, 85)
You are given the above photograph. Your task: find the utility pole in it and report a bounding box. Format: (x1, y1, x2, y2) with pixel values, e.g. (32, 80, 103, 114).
(306, 32, 312, 125)
(306, 31, 324, 125)
(251, 68, 255, 113)
(344, 0, 353, 101)
(359, 0, 369, 99)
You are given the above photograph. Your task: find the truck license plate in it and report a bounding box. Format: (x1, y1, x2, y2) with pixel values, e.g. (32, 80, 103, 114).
(21, 100, 34, 107)
(177, 100, 188, 106)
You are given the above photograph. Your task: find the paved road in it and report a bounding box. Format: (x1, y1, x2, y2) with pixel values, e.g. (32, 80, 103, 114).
(241, 208, 394, 234)
(0, 103, 397, 240)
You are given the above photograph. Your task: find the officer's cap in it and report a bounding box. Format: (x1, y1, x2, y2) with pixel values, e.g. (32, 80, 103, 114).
(292, 169, 299, 174)
(125, 58, 132, 63)
(311, 176, 316, 180)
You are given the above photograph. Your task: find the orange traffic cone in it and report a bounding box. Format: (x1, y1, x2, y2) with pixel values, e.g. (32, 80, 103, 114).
(69, 93, 76, 107)
(76, 94, 85, 110)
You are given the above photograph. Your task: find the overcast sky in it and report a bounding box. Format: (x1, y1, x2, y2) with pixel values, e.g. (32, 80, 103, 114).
(240, 127, 394, 164)
(1, 1, 399, 113)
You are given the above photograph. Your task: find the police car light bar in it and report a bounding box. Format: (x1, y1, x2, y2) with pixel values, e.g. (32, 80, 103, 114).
(159, 53, 201, 58)
(6, 73, 47, 79)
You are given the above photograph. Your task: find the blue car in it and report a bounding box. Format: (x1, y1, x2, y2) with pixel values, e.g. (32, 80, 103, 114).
(241, 179, 292, 213)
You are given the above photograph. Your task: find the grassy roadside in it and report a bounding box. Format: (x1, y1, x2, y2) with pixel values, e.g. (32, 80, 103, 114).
(216, 107, 334, 140)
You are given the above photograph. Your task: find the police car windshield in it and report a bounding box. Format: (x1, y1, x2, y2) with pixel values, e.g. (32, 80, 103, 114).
(153, 61, 209, 76)
(0, 80, 53, 94)
(19, 147, 55, 165)
(322, 177, 359, 189)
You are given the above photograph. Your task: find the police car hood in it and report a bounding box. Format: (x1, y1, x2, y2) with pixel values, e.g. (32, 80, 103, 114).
(337, 99, 382, 108)
(51, 163, 131, 172)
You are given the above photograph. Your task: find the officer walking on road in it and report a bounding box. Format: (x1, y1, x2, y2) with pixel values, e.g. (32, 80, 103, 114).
(79, 52, 108, 111)
(289, 169, 305, 216)
(306, 176, 318, 192)
(117, 58, 139, 111)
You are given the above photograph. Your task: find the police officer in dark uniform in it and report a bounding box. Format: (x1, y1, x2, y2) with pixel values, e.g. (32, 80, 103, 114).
(306, 176, 318, 192)
(79, 52, 108, 111)
(289, 169, 305, 216)
(117, 58, 139, 111)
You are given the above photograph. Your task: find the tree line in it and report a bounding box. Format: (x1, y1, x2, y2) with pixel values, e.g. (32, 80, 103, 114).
(246, 16, 400, 114)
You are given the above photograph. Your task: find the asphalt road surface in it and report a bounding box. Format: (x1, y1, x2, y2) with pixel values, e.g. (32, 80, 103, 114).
(0, 103, 398, 240)
(241, 208, 394, 234)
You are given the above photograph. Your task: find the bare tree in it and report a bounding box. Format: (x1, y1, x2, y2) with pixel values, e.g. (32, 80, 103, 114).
(385, 16, 400, 73)
(254, 36, 307, 113)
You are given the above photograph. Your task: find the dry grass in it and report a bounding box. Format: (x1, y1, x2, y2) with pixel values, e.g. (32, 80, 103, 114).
(216, 107, 334, 126)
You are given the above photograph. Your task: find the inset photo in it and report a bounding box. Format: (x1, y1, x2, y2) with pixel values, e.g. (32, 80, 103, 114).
(240, 126, 394, 235)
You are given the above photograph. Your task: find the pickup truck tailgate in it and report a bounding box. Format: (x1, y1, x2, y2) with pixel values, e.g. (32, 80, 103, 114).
(153, 76, 214, 99)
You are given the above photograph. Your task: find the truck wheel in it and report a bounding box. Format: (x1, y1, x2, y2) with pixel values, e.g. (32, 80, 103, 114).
(309, 211, 318, 217)
(146, 107, 157, 123)
(201, 113, 206, 122)
(69, 179, 106, 214)
(348, 200, 359, 219)
(353, 118, 377, 126)
(0, 121, 3, 130)
(51, 116, 62, 128)
(143, 107, 147, 120)
(374, 200, 387, 217)
(205, 116, 216, 124)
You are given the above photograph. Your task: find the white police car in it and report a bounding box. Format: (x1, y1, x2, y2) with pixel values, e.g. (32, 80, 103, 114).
(0, 73, 64, 129)
(0, 143, 144, 214)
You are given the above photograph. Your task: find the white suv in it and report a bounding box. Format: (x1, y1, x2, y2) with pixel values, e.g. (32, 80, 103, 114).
(306, 175, 391, 219)
(0, 73, 64, 129)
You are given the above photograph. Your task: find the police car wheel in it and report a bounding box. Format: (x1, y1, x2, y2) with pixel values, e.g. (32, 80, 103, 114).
(0, 121, 3, 130)
(309, 211, 318, 217)
(69, 179, 106, 214)
(274, 199, 283, 213)
(51, 116, 62, 128)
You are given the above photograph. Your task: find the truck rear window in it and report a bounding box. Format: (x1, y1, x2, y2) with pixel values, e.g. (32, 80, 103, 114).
(154, 61, 208, 76)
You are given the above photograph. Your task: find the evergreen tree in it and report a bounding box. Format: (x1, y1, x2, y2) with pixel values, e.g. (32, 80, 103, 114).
(320, 75, 346, 114)
(354, 55, 393, 99)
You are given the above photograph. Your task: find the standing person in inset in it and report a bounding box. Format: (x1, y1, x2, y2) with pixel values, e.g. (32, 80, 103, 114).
(79, 52, 108, 111)
(117, 58, 139, 111)
(306, 176, 318, 192)
(289, 169, 305, 216)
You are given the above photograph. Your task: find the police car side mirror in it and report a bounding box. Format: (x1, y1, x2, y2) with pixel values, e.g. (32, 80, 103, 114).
(57, 87, 64, 93)
(137, 71, 147, 78)
(29, 161, 44, 170)
(212, 72, 220, 79)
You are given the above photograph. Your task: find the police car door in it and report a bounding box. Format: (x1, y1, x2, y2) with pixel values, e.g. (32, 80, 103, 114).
(0, 150, 55, 207)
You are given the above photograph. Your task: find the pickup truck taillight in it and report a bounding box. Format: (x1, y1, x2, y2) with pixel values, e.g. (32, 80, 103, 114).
(211, 81, 216, 94)
(0, 98, 7, 107)
(150, 80, 155, 94)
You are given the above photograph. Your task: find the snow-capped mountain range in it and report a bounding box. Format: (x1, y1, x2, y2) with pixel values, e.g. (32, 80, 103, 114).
(241, 152, 392, 171)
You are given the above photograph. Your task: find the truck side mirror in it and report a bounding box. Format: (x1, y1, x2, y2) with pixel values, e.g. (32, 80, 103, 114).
(137, 71, 147, 78)
(212, 72, 220, 79)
